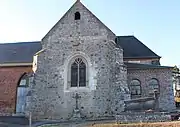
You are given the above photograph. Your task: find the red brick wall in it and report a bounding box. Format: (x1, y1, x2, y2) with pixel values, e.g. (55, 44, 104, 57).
(0, 66, 32, 115)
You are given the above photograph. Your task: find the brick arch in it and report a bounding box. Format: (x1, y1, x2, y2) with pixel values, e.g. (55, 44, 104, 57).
(0, 66, 32, 115)
(148, 78, 160, 94)
(129, 79, 142, 97)
(16, 73, 27, 87)
(14, 72, 28, 113)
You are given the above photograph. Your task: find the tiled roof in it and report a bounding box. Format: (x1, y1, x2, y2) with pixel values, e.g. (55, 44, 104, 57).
(0, 36, 161, 64)
(0, 41, 41, 64)
(117, 36, 161, 59)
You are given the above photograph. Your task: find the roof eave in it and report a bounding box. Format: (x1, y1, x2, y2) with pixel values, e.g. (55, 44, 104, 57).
(0, 63, 32, 67)
(125, 63, 173, 70)
(124, 56, 161, 59)
(127, 67, 173, 70)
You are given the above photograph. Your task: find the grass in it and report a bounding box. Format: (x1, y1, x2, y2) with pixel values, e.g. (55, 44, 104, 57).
(39, 121, 180, 127)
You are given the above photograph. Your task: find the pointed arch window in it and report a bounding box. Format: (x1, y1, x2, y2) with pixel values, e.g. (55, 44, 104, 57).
(71, 58, 86, 87)
(16, 73, 29, 114)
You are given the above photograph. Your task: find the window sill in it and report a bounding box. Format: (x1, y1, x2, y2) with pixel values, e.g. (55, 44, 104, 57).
(65, 87, 91, 92)
(131, 95, 142, 99)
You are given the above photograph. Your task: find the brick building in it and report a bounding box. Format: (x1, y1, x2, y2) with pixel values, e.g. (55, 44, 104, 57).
(0, 42, 41, 115)
(0, 0, 175, 119)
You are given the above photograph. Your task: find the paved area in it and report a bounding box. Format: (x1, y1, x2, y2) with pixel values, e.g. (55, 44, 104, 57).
(0, 116, 116, 127)
(0, 116, 29, 127)
(32, 118, 116, 127)
(0, 122, 26, 127)
(1, 111, 180, 127)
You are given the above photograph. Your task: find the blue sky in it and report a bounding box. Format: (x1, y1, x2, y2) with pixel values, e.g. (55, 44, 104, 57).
(0, 0, 179, 67)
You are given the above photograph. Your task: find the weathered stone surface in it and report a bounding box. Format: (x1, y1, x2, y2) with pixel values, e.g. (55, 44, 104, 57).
(116, 112, 171, 123)
(124, 97, 156, 111)
(127, 68, 176, 111)
(24, 0, 175, 121)
(26, 1, 130, 120)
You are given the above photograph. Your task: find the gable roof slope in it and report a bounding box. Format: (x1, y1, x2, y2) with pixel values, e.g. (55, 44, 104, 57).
(42, 0, 115, 41)
(0, 36, 161, 64)
(0, 41, 41, 64)
(117, 36, 161, 59)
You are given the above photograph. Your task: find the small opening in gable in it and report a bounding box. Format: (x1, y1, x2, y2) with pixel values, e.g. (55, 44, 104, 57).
(75, 12, 81, 20)
(115, 38, 118, 43)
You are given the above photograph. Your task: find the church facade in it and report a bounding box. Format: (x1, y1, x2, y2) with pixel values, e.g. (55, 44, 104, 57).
(0, 1, 175, 119)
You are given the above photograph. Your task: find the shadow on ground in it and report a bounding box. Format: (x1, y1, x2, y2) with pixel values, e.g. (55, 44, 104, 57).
(0, 116, 29, 127)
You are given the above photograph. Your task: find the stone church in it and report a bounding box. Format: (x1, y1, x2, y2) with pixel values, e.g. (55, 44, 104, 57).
(0, 0, 175, 120)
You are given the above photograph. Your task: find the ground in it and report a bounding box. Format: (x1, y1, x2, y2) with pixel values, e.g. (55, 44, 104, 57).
(38, 121, 180, 127)
(0, 116, 29, 127)
(0, 116, 180, 127)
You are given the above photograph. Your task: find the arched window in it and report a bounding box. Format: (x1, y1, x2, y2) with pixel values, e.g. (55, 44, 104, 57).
(130, 79, 141, 96)
(149, 78, 159, 94)
(71, 58, 86, 87)
(18, 74, 29, 87)
(75, 12, 81, 20)
(16, 74, 29, 114)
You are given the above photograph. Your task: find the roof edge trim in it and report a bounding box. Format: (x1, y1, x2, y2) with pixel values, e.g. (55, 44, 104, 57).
(35, 48, 46, 55)
(124, 56, 161, 59)
(0, 63, 32, 67)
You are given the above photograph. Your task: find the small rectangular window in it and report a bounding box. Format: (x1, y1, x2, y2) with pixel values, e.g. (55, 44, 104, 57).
(75, 12, 80, 20)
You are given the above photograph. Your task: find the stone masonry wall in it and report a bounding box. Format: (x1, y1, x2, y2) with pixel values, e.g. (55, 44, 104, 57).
(127, 68, 176, 111)
(116, 112, 171, 123)
(27, 1, 130, 120)
(109, 48, 130, 114)
(0, 66, 32, 115)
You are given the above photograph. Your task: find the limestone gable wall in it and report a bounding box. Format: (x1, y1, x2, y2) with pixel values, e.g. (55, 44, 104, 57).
(27, 1, 130, 120)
